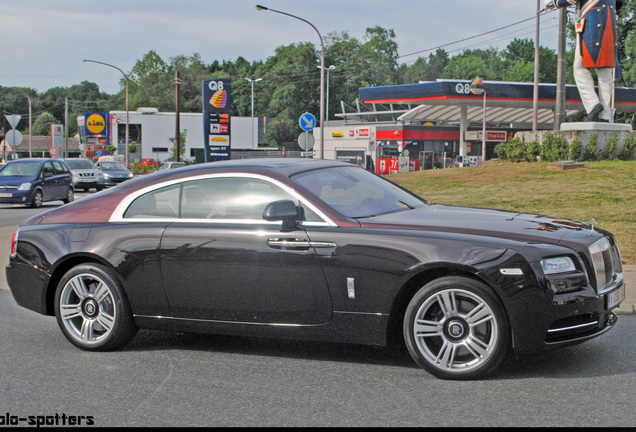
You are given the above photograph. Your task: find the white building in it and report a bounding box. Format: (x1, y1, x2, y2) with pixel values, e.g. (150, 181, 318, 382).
(78, 107, 262, 163)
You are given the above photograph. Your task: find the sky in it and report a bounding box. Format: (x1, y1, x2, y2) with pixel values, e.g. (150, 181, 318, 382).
(1, 0, 562, 95)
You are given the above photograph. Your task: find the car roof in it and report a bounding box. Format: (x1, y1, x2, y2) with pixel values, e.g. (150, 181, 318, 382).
(27, 158, 354, 225)
(7, 158, 60, 165)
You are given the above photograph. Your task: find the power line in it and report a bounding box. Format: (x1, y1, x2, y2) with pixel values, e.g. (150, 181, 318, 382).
(398, 11, 553, 60)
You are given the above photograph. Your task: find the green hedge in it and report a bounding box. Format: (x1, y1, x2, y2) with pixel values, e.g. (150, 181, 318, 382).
(495, 133, 635, 162)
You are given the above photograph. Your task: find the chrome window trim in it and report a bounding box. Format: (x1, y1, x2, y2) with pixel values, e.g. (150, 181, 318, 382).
(109, 172, 337, 227)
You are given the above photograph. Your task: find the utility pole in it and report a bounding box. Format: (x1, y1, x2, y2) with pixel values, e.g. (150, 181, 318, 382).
(64, 97, 69, 157)
(554, 8, 567, 130)
(532, 0, 540, 132)
(175, 70, 181, 162)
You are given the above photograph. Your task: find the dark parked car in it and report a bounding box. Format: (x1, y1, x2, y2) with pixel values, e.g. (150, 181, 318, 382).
(0, 158, 74, 207)
(95, 160, 134, 186)
(6, 159, 624, 379)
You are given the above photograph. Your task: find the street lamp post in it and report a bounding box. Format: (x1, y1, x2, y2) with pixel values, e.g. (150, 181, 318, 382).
(317, 65, 335, 126)
(256, 4, 325, 158)
(83, 59, 130, 167)
(245, 77, 262, 147)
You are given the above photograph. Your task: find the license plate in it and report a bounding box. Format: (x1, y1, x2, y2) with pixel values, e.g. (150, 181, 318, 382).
(0, 193, 12, 198)
(607, 285, 625, 309)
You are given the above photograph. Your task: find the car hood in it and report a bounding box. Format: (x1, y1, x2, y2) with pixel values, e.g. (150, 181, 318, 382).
(0, 176, 36, 186)
(357, 203, 593, 246)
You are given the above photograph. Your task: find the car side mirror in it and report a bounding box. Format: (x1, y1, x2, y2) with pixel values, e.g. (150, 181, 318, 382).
(262, 200, 301, 231)
(44, 172, 53, 178)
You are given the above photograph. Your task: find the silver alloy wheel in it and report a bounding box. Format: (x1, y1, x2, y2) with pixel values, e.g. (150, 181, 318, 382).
(411, 288, 499, 374)
(32, 190, 43, 208)
(58, 272, 117, 346)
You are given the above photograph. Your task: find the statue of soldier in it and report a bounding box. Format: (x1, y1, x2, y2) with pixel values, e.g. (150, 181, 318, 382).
(543, 0, 624, 122)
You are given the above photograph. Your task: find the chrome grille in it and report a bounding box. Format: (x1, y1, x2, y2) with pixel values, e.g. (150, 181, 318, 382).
(589, 237, 622, 293)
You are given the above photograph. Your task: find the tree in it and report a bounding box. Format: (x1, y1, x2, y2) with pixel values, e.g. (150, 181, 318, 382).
(169, 129, 187, 161)
(31, 112, 58, 135)
(443, 54, 488, 80)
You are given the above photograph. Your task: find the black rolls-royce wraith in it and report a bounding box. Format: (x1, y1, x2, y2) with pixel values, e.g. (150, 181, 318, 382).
(6, 158, 625, 379)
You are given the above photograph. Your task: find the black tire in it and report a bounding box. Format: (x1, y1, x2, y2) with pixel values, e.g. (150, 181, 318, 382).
(54, 263, 138, 351)
(31, 190, 43, 208)
(63, 187, 74, 204)
(403, 276, 510, 380)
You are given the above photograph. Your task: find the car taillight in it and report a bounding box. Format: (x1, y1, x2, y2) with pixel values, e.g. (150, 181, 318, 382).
(10, 229, 19, 257)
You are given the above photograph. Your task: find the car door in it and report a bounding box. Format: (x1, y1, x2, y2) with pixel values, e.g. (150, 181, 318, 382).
(158, 176, 333, 325)
(51, 160, 70, 199)
(39, 161, 58, 201)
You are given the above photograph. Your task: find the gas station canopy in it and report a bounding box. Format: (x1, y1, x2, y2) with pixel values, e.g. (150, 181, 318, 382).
(355, 79, 636, 126)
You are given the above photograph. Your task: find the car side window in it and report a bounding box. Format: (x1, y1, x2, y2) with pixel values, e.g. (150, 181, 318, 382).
(180, 177, 321, 221)
(52, 161, 68, 175)
(123, 184, 180, 219)
(42, 162, 55, 178)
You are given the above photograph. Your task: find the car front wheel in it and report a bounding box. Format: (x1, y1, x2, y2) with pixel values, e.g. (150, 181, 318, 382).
(54, 264, 137, 351)
(403, 276, 510, 380)
(30, 190, 43, 208)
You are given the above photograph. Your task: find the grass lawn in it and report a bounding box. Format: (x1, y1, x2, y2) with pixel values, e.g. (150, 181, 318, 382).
(387, 160, 636, 265)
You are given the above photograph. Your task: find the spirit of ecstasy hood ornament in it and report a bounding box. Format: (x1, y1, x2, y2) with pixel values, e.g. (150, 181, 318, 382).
(588, 219, 598, 237)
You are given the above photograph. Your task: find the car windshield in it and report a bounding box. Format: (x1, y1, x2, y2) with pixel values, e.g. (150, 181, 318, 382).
(65, 159, 95, 169)
(100, 162, 128, 171)
(0, 161, 41, 177)
(291, 165, 426, 218)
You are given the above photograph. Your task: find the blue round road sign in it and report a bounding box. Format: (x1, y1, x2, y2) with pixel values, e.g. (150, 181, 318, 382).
(299, 112, 316, 131)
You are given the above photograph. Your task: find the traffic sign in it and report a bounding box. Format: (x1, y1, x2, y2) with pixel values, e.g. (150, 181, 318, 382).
(5, 129, 23, 147)
(49, 147, 58, 157)
(299, 112, 316, 131)
(5, 115, 21, 129)
(298, 132, 315, 151)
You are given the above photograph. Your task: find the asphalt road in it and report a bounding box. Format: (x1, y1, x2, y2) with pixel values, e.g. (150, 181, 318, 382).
(1, 289, 635, 428)
(2, 193, 635, 427)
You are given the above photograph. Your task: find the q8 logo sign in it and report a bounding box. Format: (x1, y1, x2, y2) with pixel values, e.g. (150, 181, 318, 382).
(203, 79, 232, 111)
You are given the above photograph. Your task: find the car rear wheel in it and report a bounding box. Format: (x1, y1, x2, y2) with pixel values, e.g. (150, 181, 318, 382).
(403, 276, 510, 380)
(30, 190, 43, 208)
(54, 264, 137, 351)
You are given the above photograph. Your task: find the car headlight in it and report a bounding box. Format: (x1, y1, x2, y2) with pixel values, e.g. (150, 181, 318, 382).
(103, 173, 111, 179)
(18, 183, 32, 191)
(128, 172, 134, 178)
(541, 256, 576, 275)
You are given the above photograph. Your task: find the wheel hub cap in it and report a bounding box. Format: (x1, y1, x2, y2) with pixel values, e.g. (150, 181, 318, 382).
(82, 298, 99, 318)
(445, 318, 467, 341)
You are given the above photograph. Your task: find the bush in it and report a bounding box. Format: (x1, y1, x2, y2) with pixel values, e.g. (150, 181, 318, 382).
(501, 137, 528, 162)
(494, 141, 509, 160)
(525, 140, 541, 162)
(618, 134, 635, 161)
(582, 134, 600, 161)
(569, 138, 583, 161)
(603, 133, 619, 160)
(541, 133, 569, 162)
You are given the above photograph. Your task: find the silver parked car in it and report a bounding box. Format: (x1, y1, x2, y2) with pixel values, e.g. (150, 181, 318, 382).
(156, 161, 187, 171)
(95, 161, 134, 187)
(62, 158, 105, 192)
